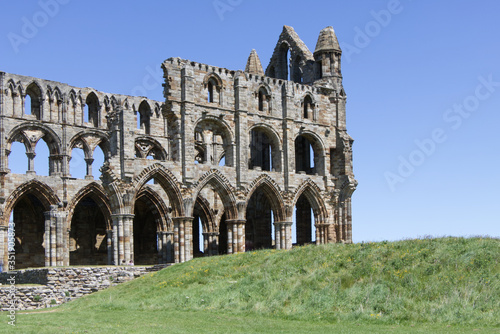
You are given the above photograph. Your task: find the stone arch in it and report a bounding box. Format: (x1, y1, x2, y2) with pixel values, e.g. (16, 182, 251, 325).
(203, 73, 223, 104)
(84, 91, 100, 127)
(69, 130, 111, 159)
(66, 183, 112, 230)
(245, 174, 286, 222)
(302, 92, 316, 120)
(294, 130, 326, 175)
(66, 183, 112, 265)
(191, 169, 237, 220)
(6, 123, 62, 175)
(194, 116, 234, 166)
(291, 179, 328, 245)
(133, 186, 171, 264)
(292, 179, 328, 224)
(134, 186, 171, 232)
(135, 136, 167, 160)
(256, 83, 272, 113)
(24, 81, 44, 119)
(248, 123, 282, 172)
(2, 179, 60, 227)
(133, 163, 184, 217)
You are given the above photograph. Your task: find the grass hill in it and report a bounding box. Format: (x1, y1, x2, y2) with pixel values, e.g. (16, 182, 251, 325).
(9, 237, 500, 333)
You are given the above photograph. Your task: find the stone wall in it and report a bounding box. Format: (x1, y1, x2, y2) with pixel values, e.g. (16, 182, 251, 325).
(0, 265, 167, 310)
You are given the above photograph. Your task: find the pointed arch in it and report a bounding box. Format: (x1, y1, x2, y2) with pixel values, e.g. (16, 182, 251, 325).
(133, 163, 184, 217)
(67, 182, 112, 230)
(292, 179, 328, 224)
(85, 91, 100, 127)
(2, 179, 60, 226)
(246, 174, 286, 222)
(135, 186, 171, 232)
(191, 169, 237, 220)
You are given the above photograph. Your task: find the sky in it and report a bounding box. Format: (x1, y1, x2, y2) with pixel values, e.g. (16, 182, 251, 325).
(1, 0, 499, 243)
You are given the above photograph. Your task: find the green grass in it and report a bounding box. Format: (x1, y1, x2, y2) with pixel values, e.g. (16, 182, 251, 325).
(3, 237, 499, 333)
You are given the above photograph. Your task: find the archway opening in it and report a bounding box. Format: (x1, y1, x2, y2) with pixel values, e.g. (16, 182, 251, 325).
(295, 135, 321, 175)
(245, 188, 274, 250)
(133, 195, 160, 265)
(292, 193, 316, 246)
(70, 147, 86, 179)
(34, 139, 50, 176)
(92, 145, 105, 179)
(249, 128, 280, 172)
(9, 193, 46, 269)
(69, 196, 108, 265)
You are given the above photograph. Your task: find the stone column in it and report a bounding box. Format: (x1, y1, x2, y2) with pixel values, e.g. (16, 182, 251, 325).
(111, 214, 135, 265)
(226, 220, 245, 254)
(26, 152, 36, 174)
(106, 230, 113, 265)
(157, 229, 172, 264)
(164, 231, 174, 263)
(173, 217, 193, 263)
(0, 226, 7, 270)
(274, 221, 292, 250)
(55, 210, 68, 266)
(44, 205, 59, 267)
(203, 232, 219, 256)
(85, 158, 94, 180)
(345, 198, 352, 243)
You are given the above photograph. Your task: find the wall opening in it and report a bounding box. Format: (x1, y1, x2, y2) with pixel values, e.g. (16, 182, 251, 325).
(8, 141, 28, 174)
(70, 196, 108, 265)
(245, 188, 274, 250)
(295, 135, 320, 175)
(10, 193, 46, 269)
(133, 195, 159, 265)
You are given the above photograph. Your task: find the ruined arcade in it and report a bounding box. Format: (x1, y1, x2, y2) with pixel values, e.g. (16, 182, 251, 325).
(0, 26, 356, 269)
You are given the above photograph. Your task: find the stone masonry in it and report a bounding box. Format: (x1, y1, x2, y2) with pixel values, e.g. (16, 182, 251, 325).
(0, 26, 357, 269)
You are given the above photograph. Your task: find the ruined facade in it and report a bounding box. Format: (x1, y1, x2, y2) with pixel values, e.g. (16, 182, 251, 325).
(0, 26, 356, 269)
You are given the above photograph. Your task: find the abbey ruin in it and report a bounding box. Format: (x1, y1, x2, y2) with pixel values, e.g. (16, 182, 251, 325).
(0, 26, 356, 269)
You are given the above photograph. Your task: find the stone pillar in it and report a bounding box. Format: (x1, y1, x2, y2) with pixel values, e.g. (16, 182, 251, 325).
(106, 230, 113, 265)
(85, 158, 94, 180)
(44, 205, 59, 267)
(274, 221, 292, 250)
(173, 217, 193, 263)
(157, 229, 172, 264)
(345, 198, 352, 243)
(26, 152, 36, 174)
(164, 231, 174, 263)
(226, 220, 245, 254)
(55, 210, 68, 266)
(111, 214, 135, 265)
(0, 226, 7, 270)
(203, 232, 218, 256)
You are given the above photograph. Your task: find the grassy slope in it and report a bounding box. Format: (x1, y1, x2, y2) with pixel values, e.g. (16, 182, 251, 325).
(6, 237, 500, 333)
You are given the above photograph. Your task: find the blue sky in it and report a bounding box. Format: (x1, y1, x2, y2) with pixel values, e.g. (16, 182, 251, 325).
(1, 0, 499, 242)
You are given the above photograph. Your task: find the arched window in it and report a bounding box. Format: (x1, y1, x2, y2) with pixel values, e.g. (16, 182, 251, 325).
(206, 77, 221, 104)
(85, 92, 99, 127)
(138, 101, 151, 134)
(257, 87, 269, 113)
(303, 95, 313, 119)
(295, 134, 323, 175)
(25, 83, 42, 120)
(207, 80, 214, 103)
(278, 43, 289, 81)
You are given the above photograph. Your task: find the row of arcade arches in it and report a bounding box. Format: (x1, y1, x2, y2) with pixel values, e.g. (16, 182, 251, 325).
(4, 171, 327, 269)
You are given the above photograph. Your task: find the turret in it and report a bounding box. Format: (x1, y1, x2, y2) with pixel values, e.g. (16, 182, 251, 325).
(313, 26, 342, 81)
